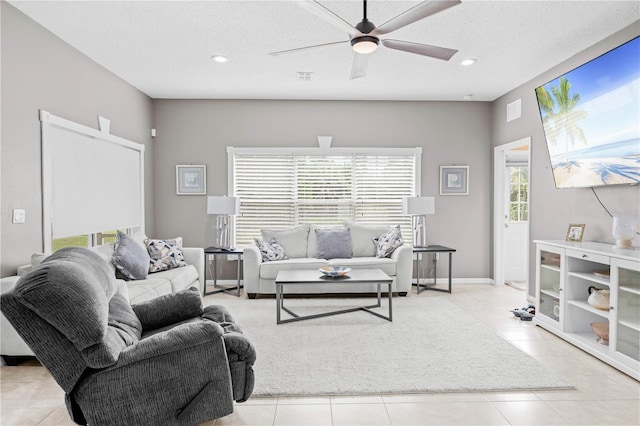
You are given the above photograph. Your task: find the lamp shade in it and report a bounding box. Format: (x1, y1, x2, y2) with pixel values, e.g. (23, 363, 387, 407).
(402, 197, 435, 215)
(207, 196, 239, 215)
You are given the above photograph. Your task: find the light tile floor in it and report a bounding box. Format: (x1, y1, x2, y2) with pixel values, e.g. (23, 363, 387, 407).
(1, 284, 638, 425)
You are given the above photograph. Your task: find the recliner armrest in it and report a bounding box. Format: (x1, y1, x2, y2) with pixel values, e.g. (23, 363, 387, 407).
(132, 287, 203, 331)
(118, 319, 224, 365)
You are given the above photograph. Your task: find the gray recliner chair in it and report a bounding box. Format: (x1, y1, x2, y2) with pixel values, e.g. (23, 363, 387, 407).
(1, 247, 256, 426)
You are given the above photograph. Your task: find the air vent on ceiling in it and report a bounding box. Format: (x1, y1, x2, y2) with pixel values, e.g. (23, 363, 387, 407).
(297, 72, 313, 81)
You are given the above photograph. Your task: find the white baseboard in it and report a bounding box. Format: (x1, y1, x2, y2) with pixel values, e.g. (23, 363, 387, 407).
(412, 278, 494, 285)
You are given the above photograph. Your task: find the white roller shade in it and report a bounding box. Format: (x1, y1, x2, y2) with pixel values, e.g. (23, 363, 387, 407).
(41, 111, 145, 248)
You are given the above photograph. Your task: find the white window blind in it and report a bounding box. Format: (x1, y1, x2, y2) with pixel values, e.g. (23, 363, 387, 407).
(229, 147, 420, 246)
(41, 110, 145, 251)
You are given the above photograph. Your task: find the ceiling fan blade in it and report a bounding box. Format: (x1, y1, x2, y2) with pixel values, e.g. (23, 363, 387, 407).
(371, 0, 461, 36)
(381, 39, 458, 61)
(298, 0, 359, 36)
(269, 40, 348, 56)
(350, 53, 368, 80)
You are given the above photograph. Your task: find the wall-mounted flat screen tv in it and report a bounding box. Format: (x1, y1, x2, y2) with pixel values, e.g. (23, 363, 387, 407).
(535, 36, 640, 189)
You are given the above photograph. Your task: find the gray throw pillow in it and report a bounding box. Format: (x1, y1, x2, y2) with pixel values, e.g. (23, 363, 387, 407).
(315, 228, 352, 259)
(112, 230, 150, 280)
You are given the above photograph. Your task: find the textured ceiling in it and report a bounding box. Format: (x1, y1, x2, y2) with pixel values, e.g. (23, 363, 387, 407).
(8, 0, 640, 101)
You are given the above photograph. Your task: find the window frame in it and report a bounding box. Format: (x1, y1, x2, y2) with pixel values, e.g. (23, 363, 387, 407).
(228, 146, 422, 246)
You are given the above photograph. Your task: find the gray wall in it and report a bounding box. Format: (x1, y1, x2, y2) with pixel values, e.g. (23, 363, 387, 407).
(153, 99, 492, 279)
(0, 3, 154, 277)
(491, 21, 640, 290)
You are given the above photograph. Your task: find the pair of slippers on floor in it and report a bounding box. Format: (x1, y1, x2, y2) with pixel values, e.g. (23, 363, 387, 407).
(511, 305, 535, 321)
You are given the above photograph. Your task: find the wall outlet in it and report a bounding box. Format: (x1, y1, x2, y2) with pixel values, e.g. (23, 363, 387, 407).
(12, 209, 26, 224)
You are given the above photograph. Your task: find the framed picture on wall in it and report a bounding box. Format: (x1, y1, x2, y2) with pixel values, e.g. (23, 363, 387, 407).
(440, 166, 469, 195)
(565, 224, 585, 242)
(176, 165, 206, 195)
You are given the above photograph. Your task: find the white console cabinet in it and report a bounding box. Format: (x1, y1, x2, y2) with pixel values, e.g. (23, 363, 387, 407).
(534, 240, 640, 380)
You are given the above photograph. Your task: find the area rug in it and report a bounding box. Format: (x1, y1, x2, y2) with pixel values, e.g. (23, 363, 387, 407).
(206, 297, 573, 396)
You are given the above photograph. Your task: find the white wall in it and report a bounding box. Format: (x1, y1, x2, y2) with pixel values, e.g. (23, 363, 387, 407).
(153, 99, 493, 279)
(0, 3, 154, 276)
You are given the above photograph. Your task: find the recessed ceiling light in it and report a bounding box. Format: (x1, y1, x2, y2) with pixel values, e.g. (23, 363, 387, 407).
(460, 58, 477, 66)
(211, 55, 228, 63)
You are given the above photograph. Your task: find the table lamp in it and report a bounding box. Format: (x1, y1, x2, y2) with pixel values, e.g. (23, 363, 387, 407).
(207, 196, 239, 249)
(402, 196, 435, 248)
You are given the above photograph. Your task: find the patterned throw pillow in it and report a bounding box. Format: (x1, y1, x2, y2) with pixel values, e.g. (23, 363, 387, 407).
(373, 225, 404, 258)
(146, 237, 187, 273)
(254, 238, 287, 262)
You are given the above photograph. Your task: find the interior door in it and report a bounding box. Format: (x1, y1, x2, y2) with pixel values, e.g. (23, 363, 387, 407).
(503, 158, 529, 283)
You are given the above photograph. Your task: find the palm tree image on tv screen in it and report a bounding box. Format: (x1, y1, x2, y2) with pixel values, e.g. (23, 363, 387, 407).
(535, 36, 640, 189)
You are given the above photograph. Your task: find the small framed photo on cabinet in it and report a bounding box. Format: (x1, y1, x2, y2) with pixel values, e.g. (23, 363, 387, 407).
(565, 224, 585, 242)
(176, 165, 206, 195)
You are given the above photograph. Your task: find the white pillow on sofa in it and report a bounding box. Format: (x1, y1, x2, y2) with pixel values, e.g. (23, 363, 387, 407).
(344, 221, 390, 257)
(261, 224, 310, 258)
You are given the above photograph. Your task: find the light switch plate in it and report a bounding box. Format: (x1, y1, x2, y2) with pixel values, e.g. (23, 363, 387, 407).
(12, 209, 26, 224)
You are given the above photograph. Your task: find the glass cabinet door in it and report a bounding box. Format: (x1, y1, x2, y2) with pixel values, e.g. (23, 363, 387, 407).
(613, 259, 640, 363)
(537, 247, 562, 325)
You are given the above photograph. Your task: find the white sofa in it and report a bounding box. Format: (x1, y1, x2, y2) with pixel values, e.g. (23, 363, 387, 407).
(0, 241, 204, 364)
(243, 222, 412, 298)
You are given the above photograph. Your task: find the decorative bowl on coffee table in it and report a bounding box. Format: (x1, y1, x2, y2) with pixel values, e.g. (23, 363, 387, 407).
(319, 266, 351, 278)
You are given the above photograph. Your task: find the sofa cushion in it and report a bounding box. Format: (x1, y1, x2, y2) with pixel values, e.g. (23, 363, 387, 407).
(113, 231, 150, 280)
(328, 257, 397, 277)
(146, 237, 187, 273)
(149, 264, 199, 293)
(91, 243, 116, 276)
(261, 225, 310, 258)
(254, 238, 287, 262)
(374, 225, 404, 258)
(315, 228, 352, 259)
(344, 221, 390, 257)
(126, 278, 173, 304)
(259, 258, 329, 280)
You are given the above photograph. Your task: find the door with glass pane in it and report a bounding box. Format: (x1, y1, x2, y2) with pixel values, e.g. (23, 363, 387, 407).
(504, 163, 529, 282)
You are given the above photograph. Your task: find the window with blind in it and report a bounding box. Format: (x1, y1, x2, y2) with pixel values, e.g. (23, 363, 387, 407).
(228, 147, 421, 246)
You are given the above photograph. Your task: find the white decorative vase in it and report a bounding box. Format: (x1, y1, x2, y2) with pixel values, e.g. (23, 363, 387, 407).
(612, 214, 637, 249)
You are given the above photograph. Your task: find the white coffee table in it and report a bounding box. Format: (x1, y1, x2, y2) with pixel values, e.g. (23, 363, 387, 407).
(274, 269, 393, 324)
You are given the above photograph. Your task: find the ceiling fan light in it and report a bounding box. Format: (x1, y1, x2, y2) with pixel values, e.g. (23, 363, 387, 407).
(351, 36, 380, 54)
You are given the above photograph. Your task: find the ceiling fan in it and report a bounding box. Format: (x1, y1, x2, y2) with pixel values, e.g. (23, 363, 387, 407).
(270, 0, 461, 79)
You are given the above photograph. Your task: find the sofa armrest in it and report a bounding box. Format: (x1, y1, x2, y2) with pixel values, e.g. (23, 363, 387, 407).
(182, 247, 205, 293)
(391, 244, 413, 293)
(242, 246, 262, 296)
